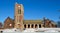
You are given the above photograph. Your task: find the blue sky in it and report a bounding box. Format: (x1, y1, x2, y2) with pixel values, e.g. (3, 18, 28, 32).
(0, 0, 60, 23)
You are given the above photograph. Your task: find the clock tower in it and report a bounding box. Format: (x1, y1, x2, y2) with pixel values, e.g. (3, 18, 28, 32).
(14, 2, 24, 30)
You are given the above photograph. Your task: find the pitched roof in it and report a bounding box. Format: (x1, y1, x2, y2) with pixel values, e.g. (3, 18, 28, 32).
(23, 20, 43, 24)
(4, 17, 14, 23)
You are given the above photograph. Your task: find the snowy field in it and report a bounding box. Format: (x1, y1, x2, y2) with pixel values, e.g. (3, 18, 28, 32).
(1, 31, 60, 33)
(0, 28, 60, 33)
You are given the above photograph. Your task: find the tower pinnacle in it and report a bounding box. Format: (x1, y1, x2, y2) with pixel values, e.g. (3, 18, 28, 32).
(16, 2, 18, 4)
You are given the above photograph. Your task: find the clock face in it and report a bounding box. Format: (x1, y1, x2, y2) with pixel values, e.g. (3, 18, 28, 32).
(18, 6, 20, 7)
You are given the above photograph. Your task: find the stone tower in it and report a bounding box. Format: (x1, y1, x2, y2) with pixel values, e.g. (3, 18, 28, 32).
(14, 2, 24, 30)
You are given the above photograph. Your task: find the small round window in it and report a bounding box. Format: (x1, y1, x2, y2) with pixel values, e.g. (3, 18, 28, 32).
(9, 24, 12, 26)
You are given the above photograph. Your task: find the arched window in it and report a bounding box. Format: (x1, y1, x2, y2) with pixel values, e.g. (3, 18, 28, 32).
(18, 9, 21, 14)
(39, 24, 41, 28)
(31, 24, 33, 28)
(24, 24, 26, 28)
(35, 24, 37, 28)
(28, 24, 30, 28)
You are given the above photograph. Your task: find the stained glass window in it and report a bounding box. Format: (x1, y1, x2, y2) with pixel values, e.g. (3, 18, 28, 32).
(18, 9, 21, 14)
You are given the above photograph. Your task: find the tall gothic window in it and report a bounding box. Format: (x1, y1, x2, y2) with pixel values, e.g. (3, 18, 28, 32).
(31, 24, 33, 28)
(39, 24, 41, 28)
(28, 24, 30, 28)
(18, 9, 21, 14)
(35, 24, 37, 28)
(24, 24, 26, 28)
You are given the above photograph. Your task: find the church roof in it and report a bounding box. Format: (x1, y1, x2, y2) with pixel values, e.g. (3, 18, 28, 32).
(23, 20, 43, 24)
(4, 17, 14, 23)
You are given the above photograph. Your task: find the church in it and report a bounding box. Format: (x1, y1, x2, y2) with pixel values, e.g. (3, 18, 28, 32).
(3, 3, 57, 30)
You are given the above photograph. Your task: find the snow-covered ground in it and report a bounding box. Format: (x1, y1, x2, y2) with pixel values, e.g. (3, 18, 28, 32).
(23, 28, 35, 32)
(3, 28, 21, 32)
(0, 28, 60, 33)
(35, 28, 60, 32)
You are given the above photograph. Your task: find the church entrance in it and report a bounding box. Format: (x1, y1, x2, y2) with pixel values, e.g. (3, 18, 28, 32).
(17, 24, 21, 29)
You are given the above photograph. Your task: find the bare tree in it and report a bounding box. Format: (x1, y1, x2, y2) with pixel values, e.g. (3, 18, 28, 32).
(0, 22, 2, 28)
